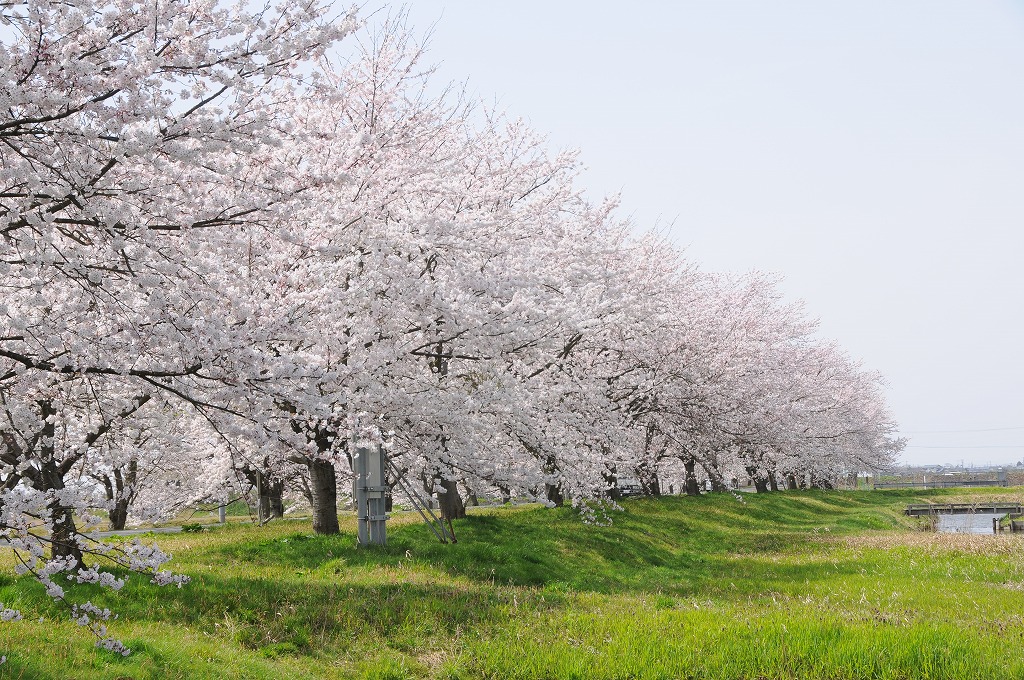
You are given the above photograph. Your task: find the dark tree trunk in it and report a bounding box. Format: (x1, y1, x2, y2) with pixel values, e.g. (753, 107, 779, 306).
(307, 458, 339, 534)
(699, 458, 728, 493)
(41, 459, 83, 567)
(637, 462, 661, 496)
(497, 484, 512, 505)
(437, 478, 466, 520)
(32, 401, 83, 567)
(787, 474, 798, 491)
(106, 461, 138, 531)
(747, 466, 770, 493)
(541, 453, 565, 507)
(258, 492, 271, 523)
(98, 472, 128, 531)
(438, 478, 466, 520)
(253, 476, 286, 520)
(286, 415, 340, 532)
(545, 482, 565, 507)
(604, 465, 622, 501)
(648, 473, 662, 496)
(465, 488, 480, 507)
(811, 476, 835, 490)
(769, 474, 780, 492)
(50, 501, 83, 566)
(702, 451, 728, 493)
(108, 498, 130, 531)
(683, 458, 700, 496)
(297, 467, 316, 510)
(269, 479, 285, 518)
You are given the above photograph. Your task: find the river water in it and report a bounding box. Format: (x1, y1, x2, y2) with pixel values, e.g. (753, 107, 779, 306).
(935, 513, 1004, 534)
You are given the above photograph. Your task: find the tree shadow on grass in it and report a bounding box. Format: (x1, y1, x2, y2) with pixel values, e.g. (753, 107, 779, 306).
(1, 566, 538, 668)
(187, 495, 891, 598)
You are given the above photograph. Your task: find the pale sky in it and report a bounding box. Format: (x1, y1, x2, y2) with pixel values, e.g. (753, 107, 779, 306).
(365, 1, 1024, 466)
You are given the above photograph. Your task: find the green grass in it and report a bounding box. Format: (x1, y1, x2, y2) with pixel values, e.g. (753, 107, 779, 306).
(3, 487, 1024, 679)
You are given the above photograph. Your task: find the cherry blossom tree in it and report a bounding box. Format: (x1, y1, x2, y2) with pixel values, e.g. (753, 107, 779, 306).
(1, 0, 356, 653)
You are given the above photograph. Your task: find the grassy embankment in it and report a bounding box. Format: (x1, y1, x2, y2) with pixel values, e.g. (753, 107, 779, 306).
(3, 487, 1024, 679)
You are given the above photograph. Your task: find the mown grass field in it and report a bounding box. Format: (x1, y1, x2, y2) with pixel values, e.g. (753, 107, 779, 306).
(3, 488, 1024, 679)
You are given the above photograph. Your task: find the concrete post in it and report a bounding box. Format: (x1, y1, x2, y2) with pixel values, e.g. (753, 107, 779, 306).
(354, 443, 388, 546)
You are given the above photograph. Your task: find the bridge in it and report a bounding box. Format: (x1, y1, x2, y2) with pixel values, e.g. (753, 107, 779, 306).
(905, 503, 1024, 516)
(878, 479, 1008, 490)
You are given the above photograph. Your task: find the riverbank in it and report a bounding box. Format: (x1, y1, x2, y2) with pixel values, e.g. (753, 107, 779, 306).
(2, 488, 1023, 679)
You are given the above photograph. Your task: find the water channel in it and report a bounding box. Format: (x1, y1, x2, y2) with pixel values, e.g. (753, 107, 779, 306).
(935, 513, 1005, 534)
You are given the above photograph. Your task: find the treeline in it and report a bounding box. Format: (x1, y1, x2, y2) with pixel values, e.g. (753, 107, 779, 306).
(0, 1, 901, 650)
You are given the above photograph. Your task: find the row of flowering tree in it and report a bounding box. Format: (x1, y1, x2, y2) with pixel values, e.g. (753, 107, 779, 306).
(0, 0, 902, 654)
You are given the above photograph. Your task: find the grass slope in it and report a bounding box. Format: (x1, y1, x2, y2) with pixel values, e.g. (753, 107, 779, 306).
(3, 488, 1024, 679)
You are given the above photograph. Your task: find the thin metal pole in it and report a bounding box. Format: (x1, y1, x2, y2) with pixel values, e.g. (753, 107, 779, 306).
(388, 461, 451, 543)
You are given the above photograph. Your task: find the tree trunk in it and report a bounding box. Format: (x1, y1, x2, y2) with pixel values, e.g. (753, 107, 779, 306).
(107, 460, 138, 530)
(605, 466, 622, 501)
(699, 458, 728, 493)
(747, 466, 769, 493)
(108, 497, 130, 531)
(437, 478, 466, 520)
(258, 492, 272, 523)
(638, 462, 661, 496)
(41, 459, 83, 567)
(297, 468, 315, 510)
(541, 454, 565, 507)
(307, 459, 339, 534)
(269, 479, 285, 518)
(50, 501, 83, 566)
(98, 473, 129, 531)
(34, 400, 83, 567)
(244, 467, 285, 521)
(769, 474, 780, 492)
(811, 475, 835, 490)
(703, 451, 728, 492)
(545, 482, 564, 507)
(683, 457, 700, 496)
(648, 472, 662, 496)
(787, 474, 798, 491)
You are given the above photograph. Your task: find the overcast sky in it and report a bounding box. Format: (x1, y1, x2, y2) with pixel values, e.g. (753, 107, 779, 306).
(364, 1, 1024, 466)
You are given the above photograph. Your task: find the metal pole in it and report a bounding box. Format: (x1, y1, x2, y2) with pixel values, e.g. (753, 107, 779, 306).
(256, 470, 265, 525)
(387, 461, 451, 544)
